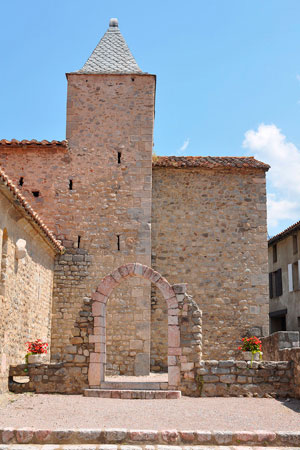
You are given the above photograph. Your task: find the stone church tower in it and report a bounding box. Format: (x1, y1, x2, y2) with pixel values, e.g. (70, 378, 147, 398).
(61, 18, 156, 375)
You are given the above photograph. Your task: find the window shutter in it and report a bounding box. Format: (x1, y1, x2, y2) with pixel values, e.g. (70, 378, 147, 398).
(275, 269, 282, 297)
(269, 272, 273, 299)
(288, 264, 293, 292)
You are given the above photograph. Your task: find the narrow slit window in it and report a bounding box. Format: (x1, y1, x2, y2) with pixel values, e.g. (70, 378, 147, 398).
(19, 177, 24, 186)
(77, 236, 81, 248)
(69, 179, 73, 190)
(118, 152, 121, 164)
(32, 191, 40, 198)
(117, 235, 120, 251)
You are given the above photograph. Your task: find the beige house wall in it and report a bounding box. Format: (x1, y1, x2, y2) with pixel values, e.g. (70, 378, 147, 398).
(0, 190, 55, 393)
(268, 229, 300, 331)
(152, 167, 269, 360)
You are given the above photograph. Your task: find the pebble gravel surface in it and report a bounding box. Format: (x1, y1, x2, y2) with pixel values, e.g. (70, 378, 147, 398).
(0, 394, 299, 431)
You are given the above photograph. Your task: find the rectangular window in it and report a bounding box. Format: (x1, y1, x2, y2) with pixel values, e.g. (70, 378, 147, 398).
(273, 244, 277, 263)
(292, 261, 300, 291)
(293, 235, 298, 254)
(269, 269, 283, 298)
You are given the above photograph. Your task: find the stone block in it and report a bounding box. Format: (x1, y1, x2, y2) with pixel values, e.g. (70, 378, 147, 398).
(92, 292, 107, 303)
(168, 366, 180, 386)
(157, 277, 175, 299)
(220, 374, 236, 383)
(130, 340, 143, 350)
(97, 275, 117, 296)
(168, 325, 180, 347)
(172, 283, 187, 294)
(88, 363, 100, 386)
(134, 353, 150, 376)
(168, 355, 177, 366)
(92, 302, 105, 317)
(181, 362, 194, 371)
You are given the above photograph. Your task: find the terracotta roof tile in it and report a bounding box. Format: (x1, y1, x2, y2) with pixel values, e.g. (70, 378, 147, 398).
(152, 156, 270, 170)
(0, 139, 67, 147)
(268, 220, 300, 246)
(0, 167, 64, 254)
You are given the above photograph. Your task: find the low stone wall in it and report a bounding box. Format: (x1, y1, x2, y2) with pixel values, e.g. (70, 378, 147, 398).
(10, 359, 295, 398)
(196, 360, 293, 398)
(262, 331, 299, 360)
(9, 362, 88, 394)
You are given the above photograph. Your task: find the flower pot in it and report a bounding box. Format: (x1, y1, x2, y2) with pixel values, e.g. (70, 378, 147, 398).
(243, 351, 262, 361)
(27, 354, 47, 364)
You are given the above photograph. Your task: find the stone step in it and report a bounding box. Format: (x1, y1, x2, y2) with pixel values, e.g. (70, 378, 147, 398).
(84, 388, 181, 399)
(100, 381, 168, 390)
(0, 446, 295, 450)
(1, 429, 299, 447)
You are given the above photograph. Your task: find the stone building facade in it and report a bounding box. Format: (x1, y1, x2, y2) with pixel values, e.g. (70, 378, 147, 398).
(0, 19, 269, 380)
(0, 168, 62, 393)
(268, 221, 300, 333)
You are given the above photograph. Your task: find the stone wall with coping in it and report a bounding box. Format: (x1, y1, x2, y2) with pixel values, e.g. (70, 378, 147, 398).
(10, 359, 295, 398)
(261, 331, 300, 399)
(262, 331, 300, 361)
(152, 166, 269, 361)
(0, 191, 55, 393)
(196, 360, 293, 397)
(9, 362, 87, 394)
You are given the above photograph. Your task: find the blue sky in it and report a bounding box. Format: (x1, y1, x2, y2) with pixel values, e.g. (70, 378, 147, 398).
(1, 0, 300, 236)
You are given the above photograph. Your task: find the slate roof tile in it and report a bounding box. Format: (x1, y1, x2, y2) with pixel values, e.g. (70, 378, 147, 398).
(77, 18, 143, 74)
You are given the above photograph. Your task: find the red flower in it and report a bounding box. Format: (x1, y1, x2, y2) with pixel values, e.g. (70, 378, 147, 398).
(26, 339, 48, 354)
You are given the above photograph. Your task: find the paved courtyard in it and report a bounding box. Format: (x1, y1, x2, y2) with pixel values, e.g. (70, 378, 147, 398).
(0, 394, 299, 432)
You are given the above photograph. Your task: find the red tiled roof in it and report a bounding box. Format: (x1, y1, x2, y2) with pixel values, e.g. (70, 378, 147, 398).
(0, 167, 64, 254)
(0, 139, 67, 147)
(152, 156, 270, 170)
(268, 220, 300, 246)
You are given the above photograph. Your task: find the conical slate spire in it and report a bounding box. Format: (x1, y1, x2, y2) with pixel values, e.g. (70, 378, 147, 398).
(78, 18, 143, 74)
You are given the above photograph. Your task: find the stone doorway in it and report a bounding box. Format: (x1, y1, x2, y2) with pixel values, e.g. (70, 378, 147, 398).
(88, 263, 182, 389)
(87, 263, 202, 396)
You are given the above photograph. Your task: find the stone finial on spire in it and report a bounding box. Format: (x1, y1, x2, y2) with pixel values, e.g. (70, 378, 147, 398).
(77, 17, 142, 74)
(109, 18, 118, 28)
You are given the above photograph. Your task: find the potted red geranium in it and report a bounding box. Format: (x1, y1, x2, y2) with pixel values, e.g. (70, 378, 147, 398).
(238, 336, 262, 366)
(26, 339, 48, 364)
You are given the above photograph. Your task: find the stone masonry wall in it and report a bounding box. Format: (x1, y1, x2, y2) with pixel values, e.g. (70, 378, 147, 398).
(0, 190, 55, 393)
(152, 167, 269, 361)
(262, 331, 300, 361)
(0, 73, 156, 375)
(151, 287, 168, 372)
(197, 360, 293, 398)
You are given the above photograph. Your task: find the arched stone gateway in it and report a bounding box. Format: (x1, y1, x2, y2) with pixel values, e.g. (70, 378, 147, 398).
(88, 263, 202, 395)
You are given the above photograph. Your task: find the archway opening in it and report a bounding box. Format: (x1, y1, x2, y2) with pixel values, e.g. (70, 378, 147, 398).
(89, 263, 181, 390)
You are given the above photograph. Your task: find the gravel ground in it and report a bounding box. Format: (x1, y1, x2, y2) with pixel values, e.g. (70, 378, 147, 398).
(0, 394, 299, 431)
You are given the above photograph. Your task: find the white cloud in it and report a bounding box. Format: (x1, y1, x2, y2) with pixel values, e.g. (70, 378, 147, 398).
(297, 74, 300, 82)
(177, 138, 190, 154)
(243, 124, 300, 234)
